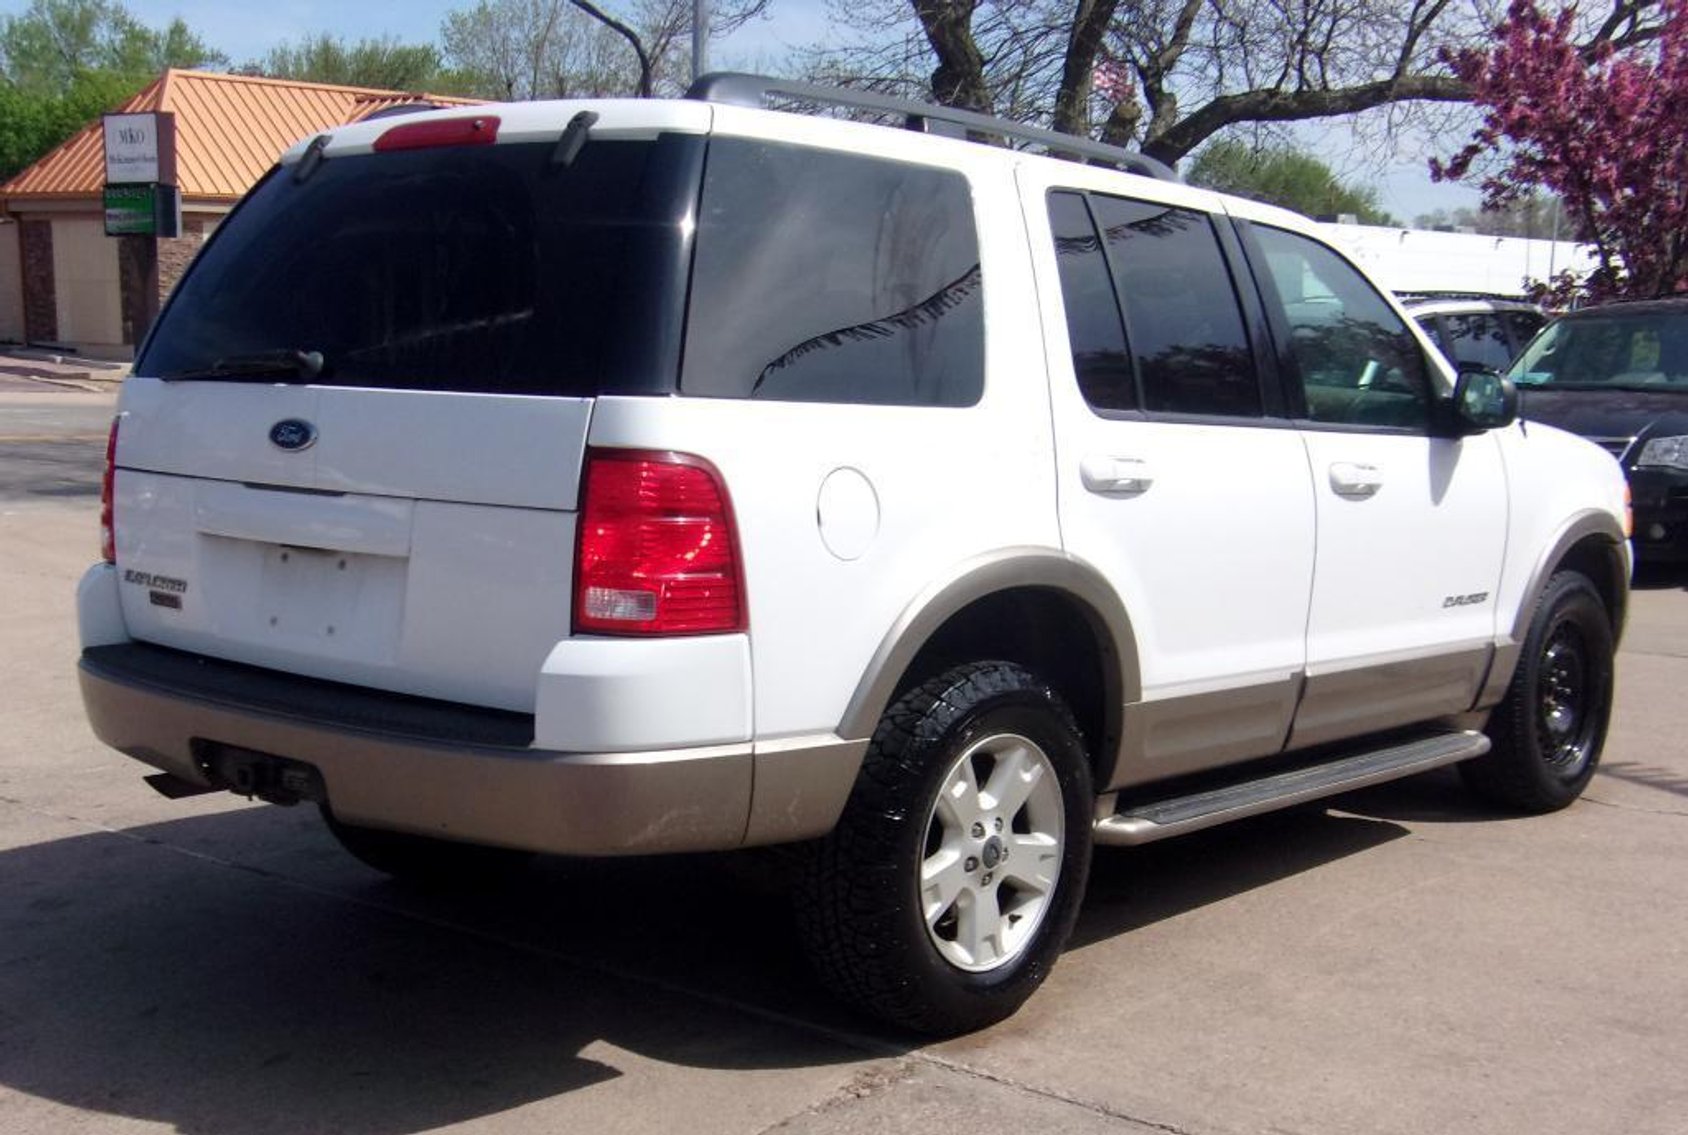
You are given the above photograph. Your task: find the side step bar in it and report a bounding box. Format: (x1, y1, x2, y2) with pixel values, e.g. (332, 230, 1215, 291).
(1093, 730, 1489, 847)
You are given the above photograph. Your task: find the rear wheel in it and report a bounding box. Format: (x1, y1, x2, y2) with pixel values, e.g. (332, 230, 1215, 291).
(320, 806, 533, 886)
(1462, 571, 1614, 812)
(796, 662, 1093, 1035)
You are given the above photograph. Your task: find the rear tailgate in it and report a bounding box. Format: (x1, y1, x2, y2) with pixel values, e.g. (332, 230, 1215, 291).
(109, 102, 708, 713)
(113, 382, 588, 711)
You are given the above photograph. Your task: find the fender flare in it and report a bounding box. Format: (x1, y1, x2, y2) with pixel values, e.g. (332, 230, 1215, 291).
(1477, 510, 1629, 709)
(836, 547, 1141, 782)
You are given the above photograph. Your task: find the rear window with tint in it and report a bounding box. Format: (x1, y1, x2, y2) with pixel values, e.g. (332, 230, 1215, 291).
(139, 135, 706, 396)
(1440, 311, 1516, 372)
(682, 139, 984, 406)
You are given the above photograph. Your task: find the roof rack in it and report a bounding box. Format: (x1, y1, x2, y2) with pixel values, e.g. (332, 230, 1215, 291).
(684, 72, 1176, 182)
(1395, 291, 1537, 304)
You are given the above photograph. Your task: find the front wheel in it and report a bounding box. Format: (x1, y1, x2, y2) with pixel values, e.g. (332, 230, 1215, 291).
(1462, 570, 1615, 812)
(795, 662, 1093, 1035)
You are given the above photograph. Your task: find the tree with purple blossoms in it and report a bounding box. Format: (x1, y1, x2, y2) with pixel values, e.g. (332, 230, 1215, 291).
(1434, 0, 1688, 302)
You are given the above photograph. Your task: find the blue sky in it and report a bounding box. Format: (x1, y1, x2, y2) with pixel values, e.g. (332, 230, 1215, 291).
(100, 0, 831, 71)
(0, 0, 1477, 220)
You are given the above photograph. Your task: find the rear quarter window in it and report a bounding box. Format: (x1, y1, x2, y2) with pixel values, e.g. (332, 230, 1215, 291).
(681, 139, 984, 407)
(1441, 311, 1516, 372)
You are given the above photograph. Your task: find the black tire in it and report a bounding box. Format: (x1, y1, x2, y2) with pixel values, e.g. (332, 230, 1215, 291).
(320, 805, 533, 887)
(795, 661, 1093, 1035)
(1462, 570, 1614, 812)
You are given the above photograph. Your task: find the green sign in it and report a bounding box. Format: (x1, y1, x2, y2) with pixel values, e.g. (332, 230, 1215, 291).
(103, 183, 180, 238)
(104, 184, 155, 235)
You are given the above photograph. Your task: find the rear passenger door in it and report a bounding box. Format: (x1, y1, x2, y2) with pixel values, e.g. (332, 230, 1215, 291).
(1023, 169, 1316, 787)
(1236, 223, 1509, 748)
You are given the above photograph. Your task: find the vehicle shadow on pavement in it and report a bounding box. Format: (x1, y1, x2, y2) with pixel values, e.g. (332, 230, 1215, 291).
(1319, 764, 1514, 826)
(1596, 760, 1688, 799)
(0, 807, 876, 1135)
(0, 775, 1485, 1131)
(1072, 805, 1411, 948)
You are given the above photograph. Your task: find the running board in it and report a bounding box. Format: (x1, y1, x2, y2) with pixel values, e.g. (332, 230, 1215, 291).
(1093, 730, 1489, 847)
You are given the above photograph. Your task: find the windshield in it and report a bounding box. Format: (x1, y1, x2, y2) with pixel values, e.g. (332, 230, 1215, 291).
(138, 134, 706, 396)
(1509, 312, 1688, 391)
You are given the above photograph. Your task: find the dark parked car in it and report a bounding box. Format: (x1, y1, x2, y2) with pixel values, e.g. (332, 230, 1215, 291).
(1509, 297, 1688, 562)
(1404, 295, 1548, 374)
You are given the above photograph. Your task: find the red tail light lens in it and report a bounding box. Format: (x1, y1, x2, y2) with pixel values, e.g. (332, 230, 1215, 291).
(373, 115, 500, 152)
(99, 417, 119, 563)
(574, 450, 745, 635)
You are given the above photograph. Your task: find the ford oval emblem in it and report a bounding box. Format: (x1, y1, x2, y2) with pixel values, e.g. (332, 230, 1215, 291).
(268, 419, 317, 452)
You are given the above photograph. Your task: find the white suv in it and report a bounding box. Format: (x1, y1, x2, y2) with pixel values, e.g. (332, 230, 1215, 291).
(77, 76, 1631, 1035)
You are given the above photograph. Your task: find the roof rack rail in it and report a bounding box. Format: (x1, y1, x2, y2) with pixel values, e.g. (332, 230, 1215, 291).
(684, 71, 1176, 183)
(1395, 291, 1536, 303)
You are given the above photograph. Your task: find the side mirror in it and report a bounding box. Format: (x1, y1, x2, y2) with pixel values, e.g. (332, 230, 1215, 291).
(1446, 364, 1519, 434)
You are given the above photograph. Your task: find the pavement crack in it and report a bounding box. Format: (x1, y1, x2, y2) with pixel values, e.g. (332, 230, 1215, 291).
(750, 1059, 920, 1135)
(918, 1053, 1199, 1134)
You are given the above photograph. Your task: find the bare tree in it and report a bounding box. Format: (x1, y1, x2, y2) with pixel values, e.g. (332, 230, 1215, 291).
(810, 0, 1671, 165)
(442, 0, 769, 100)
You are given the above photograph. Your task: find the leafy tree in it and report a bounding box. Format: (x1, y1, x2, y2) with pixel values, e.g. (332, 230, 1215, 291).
(1188, 140, 1395, 224)
(252, 34, 458, 93)
(0, 66, 135, 179)
(0, 0, 224, 92)
(805, 0, 1668, 166)
(0, 1, 225, 182)
(1434, 0, 1686, 301)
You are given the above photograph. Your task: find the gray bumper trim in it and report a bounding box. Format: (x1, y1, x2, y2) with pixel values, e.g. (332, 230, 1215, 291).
(79, 652, 755, 857)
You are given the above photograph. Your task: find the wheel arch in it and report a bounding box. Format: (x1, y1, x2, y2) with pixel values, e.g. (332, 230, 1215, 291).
(837, 548, 1140, 789)
(1478, 510, 1630, 709)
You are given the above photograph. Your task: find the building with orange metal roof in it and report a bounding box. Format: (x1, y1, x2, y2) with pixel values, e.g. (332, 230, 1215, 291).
(0, 68, 479, 352)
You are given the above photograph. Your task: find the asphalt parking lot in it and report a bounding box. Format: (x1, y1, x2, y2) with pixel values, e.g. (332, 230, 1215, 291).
(3, 386, 1685, 1135)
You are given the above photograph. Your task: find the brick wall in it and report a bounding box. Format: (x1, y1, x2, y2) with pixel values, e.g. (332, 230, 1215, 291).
(19, 219, 56, 343)
(156, 218, 206, 309)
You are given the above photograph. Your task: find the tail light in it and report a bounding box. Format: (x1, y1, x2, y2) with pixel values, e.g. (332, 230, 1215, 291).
(574, 449, 746, 635)
(99, 417, 119, 563)
(1623, 484, 1634, 539)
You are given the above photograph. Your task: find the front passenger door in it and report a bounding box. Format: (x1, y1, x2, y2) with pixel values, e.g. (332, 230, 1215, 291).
(1241, 223, 1509, 749)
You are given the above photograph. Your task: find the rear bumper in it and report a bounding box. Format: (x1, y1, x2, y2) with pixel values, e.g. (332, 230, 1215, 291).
(79, 641, 860, 856)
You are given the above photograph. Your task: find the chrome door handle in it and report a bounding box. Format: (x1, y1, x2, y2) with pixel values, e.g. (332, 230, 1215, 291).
(1081, 455, 1154, 496)
(1329, 462, 1382, 499)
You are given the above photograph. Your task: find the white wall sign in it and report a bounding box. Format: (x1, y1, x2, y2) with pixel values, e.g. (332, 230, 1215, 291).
(102, 113, 167, 184)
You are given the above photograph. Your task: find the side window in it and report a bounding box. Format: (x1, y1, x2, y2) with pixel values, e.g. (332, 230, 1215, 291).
(1251, 225, 1432, 429)
(682, 139, 983, 406)
(1442, 312, 1516, 372)
(1046, 191, 1134, 410)
(1090, 194, 1261, 417)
